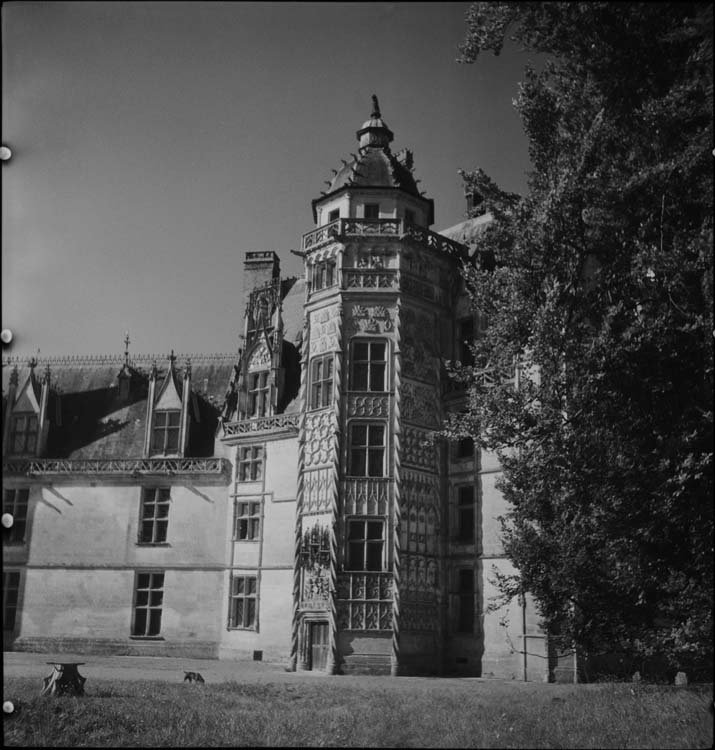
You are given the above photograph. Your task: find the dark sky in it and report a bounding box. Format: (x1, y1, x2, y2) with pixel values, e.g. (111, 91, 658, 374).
(2, 1, 535, 358)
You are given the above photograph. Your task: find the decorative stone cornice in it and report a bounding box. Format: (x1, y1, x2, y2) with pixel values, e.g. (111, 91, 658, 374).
(3, 457, 231, 480)
(221, 413, 300, 441)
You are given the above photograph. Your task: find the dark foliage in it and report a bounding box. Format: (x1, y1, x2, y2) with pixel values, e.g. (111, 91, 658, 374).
(450, 2, 713, 677)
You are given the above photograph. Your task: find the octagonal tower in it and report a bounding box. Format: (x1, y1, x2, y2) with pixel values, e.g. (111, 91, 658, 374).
(293, 97, 467, 675)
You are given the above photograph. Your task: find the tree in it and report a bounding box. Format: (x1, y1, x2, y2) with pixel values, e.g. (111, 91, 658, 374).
(449, 2, 713, 678)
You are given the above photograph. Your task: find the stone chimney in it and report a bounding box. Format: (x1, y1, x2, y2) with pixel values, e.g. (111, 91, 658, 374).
(243, 251, 280, 299)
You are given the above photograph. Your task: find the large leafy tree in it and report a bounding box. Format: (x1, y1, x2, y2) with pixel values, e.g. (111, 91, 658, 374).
(450, 2, 713, 677)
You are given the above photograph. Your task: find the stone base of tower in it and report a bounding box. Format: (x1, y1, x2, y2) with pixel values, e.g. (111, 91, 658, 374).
(336, 632, 392, 675)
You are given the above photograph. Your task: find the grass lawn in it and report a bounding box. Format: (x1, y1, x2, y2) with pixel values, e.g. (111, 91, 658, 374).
(3, 676, 713, 748)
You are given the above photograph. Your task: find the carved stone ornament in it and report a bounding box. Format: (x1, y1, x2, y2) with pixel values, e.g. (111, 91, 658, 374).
(304, 410, 334, 468)
(309, 304, 341, 356)
(347, 304, 394, 335)
(302, 564, 331, 609)
(248, 341, 271, 372)
(303, 468, 332, 513)
(347, 394, 390, 418)
(402, 426, 438, 471)
(401, 381, 438, 427)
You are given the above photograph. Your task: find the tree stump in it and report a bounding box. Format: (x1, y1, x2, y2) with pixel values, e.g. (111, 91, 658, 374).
(41, 663, 87, 696)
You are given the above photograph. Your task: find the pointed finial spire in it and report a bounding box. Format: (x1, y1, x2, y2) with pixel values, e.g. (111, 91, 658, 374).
(371, 94, 381, 119)
(10, 364, 19, 386)
(169, 349, 176, 366)
(124, 331, 130, 365)
(43, 362, 51, 384)
(184, 358, 192, 377)
(28, 355, 38, 370)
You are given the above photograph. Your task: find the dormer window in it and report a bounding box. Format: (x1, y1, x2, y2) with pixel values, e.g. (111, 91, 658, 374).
(328, 209, 340, 222)
(151, 410, 180, 455)
(10, 413, 39, 455)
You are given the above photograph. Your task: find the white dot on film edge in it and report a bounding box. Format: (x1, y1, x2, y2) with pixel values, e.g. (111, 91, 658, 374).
(3, 701, 14, 714)
(2, 513, 14, 529)
(1, 329, 13, 344)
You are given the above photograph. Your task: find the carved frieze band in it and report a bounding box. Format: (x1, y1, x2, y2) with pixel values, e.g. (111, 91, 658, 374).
(347, 393, 390, 419)
(401, 381, 439, 427)
(303, 409, 334, 468)
(342, 478, 390, 516)
(402, 426, 438, 472)
(346, 304, 395, 336)
(336, 573, 393, 631)
(309, 304, 341, 356)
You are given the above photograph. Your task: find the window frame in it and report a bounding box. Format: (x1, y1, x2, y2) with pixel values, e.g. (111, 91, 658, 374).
(309, 354, 334, 410)
(247, 371, 270, 418)
(10, 413, 39, 455)
(348, 421, 387, 478)
(2, 488, 29, 544)
(131, 571, 165, 638)
(228, 574, 258, 630)
(456, 485, 475, 543)
(151, 409, 181, 455)
(3, 570, 20, 631)
(364, 203, 380, 219)
(328, 208, 340, 222)
(454, 437, 475, 460)
(312, 259, 337, 292)
(350, 338, 388, 392)
(238, 445, 264, 482)
(137, 487, 171, 545)
(345, 517, 386, 572)
(233, 500, 261, 541)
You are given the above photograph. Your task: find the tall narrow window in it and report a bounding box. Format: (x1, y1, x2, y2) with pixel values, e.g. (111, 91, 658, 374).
(238, 446, 264, 482)
(328, 209, 340, 222)
(2, 488, 28, 544)
(364, 203, 380, 219)
(248, 371, 270, 417)
(351, 340, 387, 391)
(349, 423, 386, 477)
(132, 571, 164, 637)
(346, 518, 385, 571)
(310, 355, 334, 409)
(138, 488, 170, 544)
(312, 260, 336, 291)
(234, 501, 261, 540)
(229, 575, 257, 629)
(457, 569, 475, 633)
(10, 414, 38, 455)
(3, 571, 20, 631)
(457, 486, 475, 543)
(152, 410, 180, 454)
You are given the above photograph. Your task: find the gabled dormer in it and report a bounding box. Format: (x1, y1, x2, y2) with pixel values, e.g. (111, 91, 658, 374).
(144, 352, 192, 457)
(2, 359, 51, 457)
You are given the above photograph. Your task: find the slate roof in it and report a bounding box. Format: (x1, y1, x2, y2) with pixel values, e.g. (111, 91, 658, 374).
(326, 146, 421, 197)
(2, 354, 238, 459)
